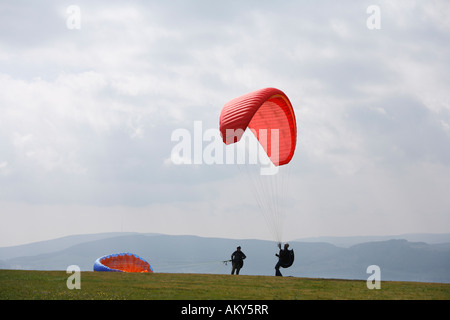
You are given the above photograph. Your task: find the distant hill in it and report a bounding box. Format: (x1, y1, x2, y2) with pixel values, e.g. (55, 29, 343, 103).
(1, 233, 449, 283)
(295, 233, 450, 247)
(0, 232, 160, 260)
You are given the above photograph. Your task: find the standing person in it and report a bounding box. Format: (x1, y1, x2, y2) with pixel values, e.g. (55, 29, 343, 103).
(275, 243, 294, 276)
(231, 246, 246, 275)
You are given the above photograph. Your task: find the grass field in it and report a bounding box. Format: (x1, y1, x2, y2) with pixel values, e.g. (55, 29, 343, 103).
(0, 269, 449, 300)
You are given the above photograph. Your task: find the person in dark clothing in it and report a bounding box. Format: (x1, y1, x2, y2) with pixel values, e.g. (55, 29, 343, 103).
(231, 246, 246, 275)
(275, 243, 294, 276)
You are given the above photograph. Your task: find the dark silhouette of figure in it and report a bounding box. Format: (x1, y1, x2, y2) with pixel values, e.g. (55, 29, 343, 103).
(275, 243, 294, 276)
(231, 246, 246, 275)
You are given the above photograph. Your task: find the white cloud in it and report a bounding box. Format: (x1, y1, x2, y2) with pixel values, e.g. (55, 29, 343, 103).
(0, 161, 11, 176)
(0, 0, 449, 246)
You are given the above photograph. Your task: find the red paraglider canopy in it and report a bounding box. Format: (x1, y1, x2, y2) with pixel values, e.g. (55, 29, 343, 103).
(219, 87, 297, 166)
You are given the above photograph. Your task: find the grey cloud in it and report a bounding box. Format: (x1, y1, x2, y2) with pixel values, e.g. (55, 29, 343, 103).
(348, 94, 450, 167)
(1, 1, 449, 244)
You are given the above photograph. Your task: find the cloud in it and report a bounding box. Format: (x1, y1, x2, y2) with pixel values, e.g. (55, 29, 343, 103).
(0, 1, 449, 245)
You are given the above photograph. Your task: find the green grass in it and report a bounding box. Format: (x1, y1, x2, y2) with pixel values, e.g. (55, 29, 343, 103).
(0, 269, 449, 300)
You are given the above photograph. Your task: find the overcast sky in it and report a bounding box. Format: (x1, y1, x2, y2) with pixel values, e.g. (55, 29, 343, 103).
(1, 1, 449, 247)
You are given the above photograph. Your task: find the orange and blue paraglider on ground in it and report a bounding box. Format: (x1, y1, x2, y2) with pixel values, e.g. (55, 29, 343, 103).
(93, 253, 153, 273)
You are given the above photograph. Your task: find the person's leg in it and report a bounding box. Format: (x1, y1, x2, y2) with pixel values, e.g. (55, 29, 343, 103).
(275, 261, 282, 276)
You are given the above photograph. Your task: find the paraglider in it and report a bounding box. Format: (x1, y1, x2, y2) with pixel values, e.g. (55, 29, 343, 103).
(219, 87, 297, 167)
(93, 253, 153, 273)
(275, 243, 295, 276)
(219, 87, 297, 271)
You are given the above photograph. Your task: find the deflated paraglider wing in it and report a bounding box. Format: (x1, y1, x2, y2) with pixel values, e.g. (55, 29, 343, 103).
(93, 253, 153, 273)
(219, 87, 297, 166)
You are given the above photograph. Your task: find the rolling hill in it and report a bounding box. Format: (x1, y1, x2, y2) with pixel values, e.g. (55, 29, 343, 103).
(1, 233, 449, 283)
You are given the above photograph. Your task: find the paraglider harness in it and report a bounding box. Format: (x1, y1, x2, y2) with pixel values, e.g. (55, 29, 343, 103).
(277, 246, 295, 268)
(281, 249, 294, 268)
